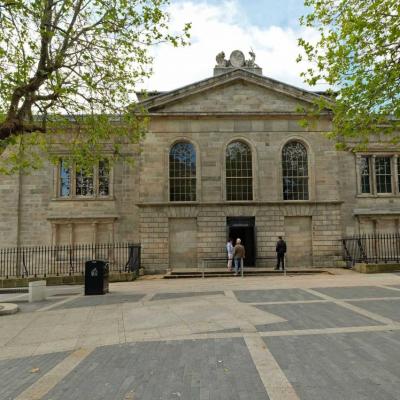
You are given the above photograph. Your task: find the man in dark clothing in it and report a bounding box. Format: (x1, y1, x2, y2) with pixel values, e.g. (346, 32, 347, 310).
(275, 236, 287, 270)
(233, 238, 245, 276)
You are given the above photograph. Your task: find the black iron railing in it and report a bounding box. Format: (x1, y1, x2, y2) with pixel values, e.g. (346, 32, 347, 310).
(342, 233, 400, 265)
(0, 242, 141, 278)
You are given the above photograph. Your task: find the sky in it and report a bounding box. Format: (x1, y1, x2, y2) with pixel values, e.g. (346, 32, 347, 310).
(141, 0, 323, 92)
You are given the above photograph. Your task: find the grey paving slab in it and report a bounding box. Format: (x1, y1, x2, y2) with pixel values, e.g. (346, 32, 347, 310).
(234, 289, 319, 303)
(255, 302, 382, 332)
(311, 286, 400, 299)
(348, 299, 400, 322)
(0, 351, 70, 400)
(43, 338, 269, 400)
(198, 328, 242, 334)
(151, 291, 224, 301)
(264, 331, 400, 400)
(11, 298, 60, 313)
(52, 293, 146, 309)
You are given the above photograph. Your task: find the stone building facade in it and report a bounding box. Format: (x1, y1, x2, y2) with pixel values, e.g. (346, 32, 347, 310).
(1, 50, 399, 273)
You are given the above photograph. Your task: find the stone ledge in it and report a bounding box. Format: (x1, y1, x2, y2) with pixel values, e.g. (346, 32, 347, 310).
(0, 272, 137, 288)
(354, 263, 400, 274)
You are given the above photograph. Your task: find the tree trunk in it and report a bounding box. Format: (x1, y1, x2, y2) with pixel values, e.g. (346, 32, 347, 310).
(0, 117, 45, 140)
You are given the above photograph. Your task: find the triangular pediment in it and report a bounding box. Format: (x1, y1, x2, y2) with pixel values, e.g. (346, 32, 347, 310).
(139, 69, 330, 114)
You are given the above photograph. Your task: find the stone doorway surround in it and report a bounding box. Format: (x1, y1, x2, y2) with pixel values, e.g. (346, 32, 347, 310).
(227, 216, 256, 266)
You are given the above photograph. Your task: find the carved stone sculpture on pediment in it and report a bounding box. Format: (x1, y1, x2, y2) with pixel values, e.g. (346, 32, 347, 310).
(213, 49, 263, 76)
(246, 49, 259, 68)
(215, 51, 228, 67)
(216, 49, 259, 68)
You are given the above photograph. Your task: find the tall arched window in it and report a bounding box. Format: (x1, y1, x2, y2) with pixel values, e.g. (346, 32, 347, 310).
(169, 142, 196, 201)
(226, 141, 253, 201)
(282, 141, 309, 200)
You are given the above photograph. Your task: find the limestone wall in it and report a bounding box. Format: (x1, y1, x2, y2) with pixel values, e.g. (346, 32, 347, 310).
(338, 149, 400, 236)
(0, 157, 141, 248)
(161, 81, 311, 113)
(140, 117, 338, 204)
(139, 203, 343, 273)
(0, 171, 20, 248)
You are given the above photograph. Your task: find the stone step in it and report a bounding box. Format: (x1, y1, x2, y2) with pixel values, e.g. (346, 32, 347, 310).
(164, 269, 329, 279)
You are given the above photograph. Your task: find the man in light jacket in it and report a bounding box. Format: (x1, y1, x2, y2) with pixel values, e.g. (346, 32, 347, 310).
(226, 238, 234, 271)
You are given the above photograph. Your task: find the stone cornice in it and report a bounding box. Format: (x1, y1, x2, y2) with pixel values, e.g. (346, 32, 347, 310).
(137, 201, 343, 207)
(353, 209, 400, 216)
(147, 112, 332, 120)
(47, 216, 119, 221)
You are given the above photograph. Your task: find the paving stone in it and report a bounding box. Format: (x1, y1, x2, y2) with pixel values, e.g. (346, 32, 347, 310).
(52, 293, 146, 310)
(151, 291, 224, 301)
(348, 299, 400, 322)
(43, 339, 269, 400)
(255, 302, 382, 331)
(234, 289, 319, 303)
(311, 286, 400, 299)
(0, 351, 70, 400)
(264, 331, 400, 400)
(13, 298, 60, 313)
(198, 328, 242, 334)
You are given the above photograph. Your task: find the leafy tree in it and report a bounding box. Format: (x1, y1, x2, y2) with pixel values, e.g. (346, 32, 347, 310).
(298, 0, 399, 148)
(0, 0, 190, 172)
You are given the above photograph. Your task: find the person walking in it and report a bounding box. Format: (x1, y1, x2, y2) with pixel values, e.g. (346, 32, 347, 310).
(233, 238, 245, 276)
(226, 238, 234, 271)
(275, 236, 287, 270)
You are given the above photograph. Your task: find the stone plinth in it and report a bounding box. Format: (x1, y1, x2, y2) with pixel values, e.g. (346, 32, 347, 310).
(213, 66, 262, 76)
(29, 280, 47, 302)
(354, 263, 400, 274)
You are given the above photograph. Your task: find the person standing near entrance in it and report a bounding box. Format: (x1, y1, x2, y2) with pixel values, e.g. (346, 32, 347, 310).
(226, 238, 234, 271)
(275, 236, 287, 270)
(233, 238, 245, 276)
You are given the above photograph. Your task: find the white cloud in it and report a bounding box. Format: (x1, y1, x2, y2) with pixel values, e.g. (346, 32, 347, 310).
(140, 1, 325, 92)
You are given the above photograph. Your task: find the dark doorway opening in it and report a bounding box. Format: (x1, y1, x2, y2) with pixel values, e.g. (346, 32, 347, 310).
(227, 217, 255, 266)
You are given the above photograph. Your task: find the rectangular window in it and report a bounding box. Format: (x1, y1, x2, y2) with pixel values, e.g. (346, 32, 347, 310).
(59, 160, 71, 197)
(360, 156, 371, 194)
(375, 156, 392, 193)
(76, 167, 94, 196)
(98, 160, 110, 197)
(58, 159, 111, 199)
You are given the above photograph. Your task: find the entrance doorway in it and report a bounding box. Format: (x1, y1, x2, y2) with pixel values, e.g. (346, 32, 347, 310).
(227, 217, 255, 266)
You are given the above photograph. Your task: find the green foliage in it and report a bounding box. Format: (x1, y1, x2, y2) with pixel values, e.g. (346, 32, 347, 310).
(298, 0, 400, 148)
(0, 0, 191, 173)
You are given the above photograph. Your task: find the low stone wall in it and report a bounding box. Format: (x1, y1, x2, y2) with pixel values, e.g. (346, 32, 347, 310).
(354, 263, 400, 274)
(0, 272, 137, 288)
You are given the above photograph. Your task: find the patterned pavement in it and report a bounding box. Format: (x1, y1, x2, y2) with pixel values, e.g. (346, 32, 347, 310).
(1, 272, 400, 399)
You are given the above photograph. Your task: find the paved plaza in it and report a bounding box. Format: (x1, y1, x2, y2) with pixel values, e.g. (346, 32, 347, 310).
(1, 270, 400, 399)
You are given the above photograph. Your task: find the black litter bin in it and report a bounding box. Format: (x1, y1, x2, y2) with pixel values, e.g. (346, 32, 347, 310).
(85, 260, 109, 295)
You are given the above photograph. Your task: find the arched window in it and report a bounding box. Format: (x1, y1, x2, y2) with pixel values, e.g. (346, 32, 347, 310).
(282, 141, 309, 200)
(226, 141, 253, 201)
(169, 142, 196, 201)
